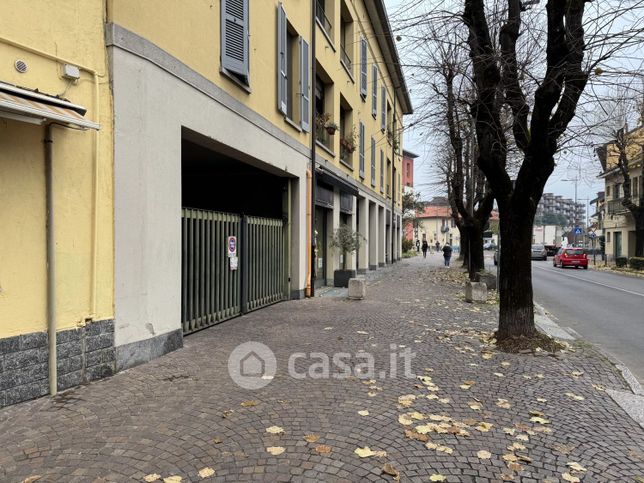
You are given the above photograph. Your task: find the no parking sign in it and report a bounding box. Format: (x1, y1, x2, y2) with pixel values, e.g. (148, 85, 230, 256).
(227, 236, 237, 257)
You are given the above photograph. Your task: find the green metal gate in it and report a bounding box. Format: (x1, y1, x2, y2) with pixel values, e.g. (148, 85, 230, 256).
(181, 208, 286, 335)
(244, 216, 286, 311)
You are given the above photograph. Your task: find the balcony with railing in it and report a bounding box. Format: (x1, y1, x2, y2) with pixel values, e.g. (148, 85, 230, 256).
(340, 43, 352, 72)
(607, 197, 640, 214)
(316, 1, 332, 40)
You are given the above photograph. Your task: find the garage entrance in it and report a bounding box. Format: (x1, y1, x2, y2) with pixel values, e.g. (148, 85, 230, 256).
(181, 135, 290, 334)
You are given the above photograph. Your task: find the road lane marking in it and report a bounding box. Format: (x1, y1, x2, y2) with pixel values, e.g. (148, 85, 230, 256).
(533, 265, 644, 298)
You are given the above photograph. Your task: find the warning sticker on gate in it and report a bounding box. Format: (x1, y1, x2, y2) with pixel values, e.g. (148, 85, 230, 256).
(227, 236, 237, 257)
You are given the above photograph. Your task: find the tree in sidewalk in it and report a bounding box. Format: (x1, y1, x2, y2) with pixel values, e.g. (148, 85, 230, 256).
(460, 0, 644, 339)
(397, 20, 495, 279)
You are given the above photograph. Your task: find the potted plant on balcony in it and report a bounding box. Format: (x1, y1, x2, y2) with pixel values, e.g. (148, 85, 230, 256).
(324, 120, 338, 136)
(340, 127, 357, 154)
(330, 225, 363, 287)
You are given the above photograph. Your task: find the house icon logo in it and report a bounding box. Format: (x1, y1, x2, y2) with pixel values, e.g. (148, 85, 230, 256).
(228, 342, 276, 390)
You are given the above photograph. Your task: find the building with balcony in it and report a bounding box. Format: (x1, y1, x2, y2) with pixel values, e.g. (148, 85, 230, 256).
(536, 193, 585, 227)
(597, 126, 644, 260)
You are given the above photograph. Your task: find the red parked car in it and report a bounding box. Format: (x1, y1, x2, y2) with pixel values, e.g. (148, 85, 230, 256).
(553, 247, 588, 269)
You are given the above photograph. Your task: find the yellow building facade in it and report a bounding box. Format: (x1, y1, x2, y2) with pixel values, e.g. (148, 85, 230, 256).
(0, 1, 114, 406)
(0, 0, 410, 408)
(600, 126, 644, 260)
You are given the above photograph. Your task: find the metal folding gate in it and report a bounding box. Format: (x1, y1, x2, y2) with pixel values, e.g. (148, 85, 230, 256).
(181, 208, 286, 334)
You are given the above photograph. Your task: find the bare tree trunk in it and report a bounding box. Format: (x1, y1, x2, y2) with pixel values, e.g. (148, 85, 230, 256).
(459, 225, 468, 264)
(467, 222, 485, 278)
(497, 210, 536, 339)
(635, 214, 644, 258)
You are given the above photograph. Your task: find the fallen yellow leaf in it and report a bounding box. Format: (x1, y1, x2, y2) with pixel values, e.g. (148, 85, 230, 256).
(429, 475, 446, 482)
(566, 462, 587, 472)
(143, 475, 161, 483)
(315, 445, 332, 454)
(382, 463, 400, 480)
(354, 446, 376, 458)
(477, 450, 492, 459)
(358, 410, 370, 416)
(163, 477, 182, 483)
(198, 467, 215, 479)
(266, 446, 285, 455)
(240, 400, 259, 407)
(266, 426, 284, 434)
(562, 473, 580, 483)
(304, 434, 320, 443)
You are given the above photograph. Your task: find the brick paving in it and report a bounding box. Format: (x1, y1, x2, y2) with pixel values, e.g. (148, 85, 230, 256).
(1, 255, 644, 482)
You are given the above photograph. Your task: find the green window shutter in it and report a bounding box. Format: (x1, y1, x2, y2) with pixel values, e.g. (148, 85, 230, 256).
(380, 86, 386, 131)
(221, 0, 249, 80)
(359, 122, 365, 178)
(380, 150, 384, 192)
(360, 37, 368, 98)
(371, 137, 376, 186)
(277, 3, 288, 115)
(372, 66, 378, 118)
(300, 37, 310, 132)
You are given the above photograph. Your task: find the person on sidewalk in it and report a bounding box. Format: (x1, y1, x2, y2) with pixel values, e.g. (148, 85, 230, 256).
(435, 241, 441, 253)
(416, 239, 421, 253)
(442, 244, 453, 267)
(421, 240, 429, 258)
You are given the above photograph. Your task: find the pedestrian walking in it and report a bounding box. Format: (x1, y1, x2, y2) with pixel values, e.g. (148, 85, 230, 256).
(421, 240, 428, 259)
(442, 244, 453, 267)
(416, 239, 421, 253)
(435, 241, 440, 253)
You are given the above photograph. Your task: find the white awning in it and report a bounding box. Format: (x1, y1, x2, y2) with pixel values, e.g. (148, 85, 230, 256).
(0, 82, 99, 130)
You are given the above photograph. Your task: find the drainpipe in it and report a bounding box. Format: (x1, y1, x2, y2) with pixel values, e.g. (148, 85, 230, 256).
(309, 0, 317, 297)
(45, 124, 57, 396)
(391, 94, 396, 263)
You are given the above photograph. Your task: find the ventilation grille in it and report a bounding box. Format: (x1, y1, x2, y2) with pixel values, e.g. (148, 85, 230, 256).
(14, 59, 28, 73)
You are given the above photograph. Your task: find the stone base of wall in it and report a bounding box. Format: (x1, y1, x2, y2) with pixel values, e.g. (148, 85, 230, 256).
(0, 319, 115, 409)
(115, 329, 183, 372)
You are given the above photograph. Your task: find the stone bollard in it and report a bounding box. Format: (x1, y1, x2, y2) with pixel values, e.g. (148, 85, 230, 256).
(348, 278, 366, 300)
(465, 281, 487, 303)
(474, 271, 497, 290)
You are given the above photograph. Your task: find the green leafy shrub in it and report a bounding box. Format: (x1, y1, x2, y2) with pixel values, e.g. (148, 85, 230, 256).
(330, 225, 363, 270)
(402, 238, 414, 253)
(628, 257, 644, 270)
(615, 257, 628, 268)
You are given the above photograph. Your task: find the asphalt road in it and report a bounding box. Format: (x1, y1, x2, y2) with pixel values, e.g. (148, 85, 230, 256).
(531, 260, 644, 383)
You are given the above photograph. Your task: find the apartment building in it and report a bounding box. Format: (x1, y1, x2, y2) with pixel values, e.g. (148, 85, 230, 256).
(597, 126, 643, 260)
(0, 1, 114, 407)
(106, 1, 411, 365)
(0, 1, 410, 409)
(536, 193, 585, 227)
(415, 205, 461, 250)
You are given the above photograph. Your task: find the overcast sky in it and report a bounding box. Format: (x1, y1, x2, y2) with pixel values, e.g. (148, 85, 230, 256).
(383, 0, 604, 217)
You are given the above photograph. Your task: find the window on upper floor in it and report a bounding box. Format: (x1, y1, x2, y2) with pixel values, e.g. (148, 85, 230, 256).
(606, 185, 611, 198)
(277, 5, 310, 132)
(359, 122, 365, 178)
(316, 0, 333, 41)
(634, 176, 639, 199)
(370, 137, 377, 187)
(380, 86, 386, 132)
(221, 0, 250, 86)
(339, 101, 355, 168)
(340, 3, 353, 77)
(315, 72, 334, 151)
(614, 183, 621, 199)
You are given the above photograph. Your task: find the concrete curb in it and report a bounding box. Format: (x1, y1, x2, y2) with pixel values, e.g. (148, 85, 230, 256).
(534, 301, 644, 430)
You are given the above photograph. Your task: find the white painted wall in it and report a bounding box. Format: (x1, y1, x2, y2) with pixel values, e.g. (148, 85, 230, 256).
(112, 48, 309, 347)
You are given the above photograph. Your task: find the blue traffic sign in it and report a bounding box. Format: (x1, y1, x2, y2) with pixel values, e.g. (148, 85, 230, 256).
(574, 227, 583, 235)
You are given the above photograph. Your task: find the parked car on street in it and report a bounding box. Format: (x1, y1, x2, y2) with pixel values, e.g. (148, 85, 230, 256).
(553, 247, 588, 269)
(544, 244, 558, 256)
(531, 244, 548, 261)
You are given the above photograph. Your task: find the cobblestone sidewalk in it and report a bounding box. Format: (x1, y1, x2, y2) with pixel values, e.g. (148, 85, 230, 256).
(1, 256, 643, 482)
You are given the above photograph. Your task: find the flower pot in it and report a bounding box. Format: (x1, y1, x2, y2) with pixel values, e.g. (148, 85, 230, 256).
(333, 269, 356, 288)
(326, 127, 337, 135)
